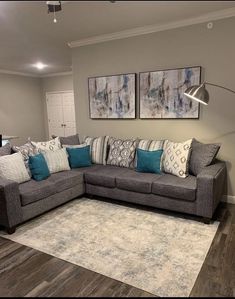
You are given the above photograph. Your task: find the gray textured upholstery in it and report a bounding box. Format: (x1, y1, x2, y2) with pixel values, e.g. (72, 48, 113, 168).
(53, 134, 80, 145)
(189, 139, 220, 176)
(85, 165, 129, 188)
(196, 161, 226, 218)
(19, 180, 56, 206)
(152, 174, 197, 202)
(0, 158, 227, 232)
(47, 170, 83, 193)
(22, 184, 84, 222)
(116, 170, 161, 194)
(74, 165, 104, 175)
(86, 184, 197, 216)
(0, 143, 11, 156)
(0, 177, 22, 228)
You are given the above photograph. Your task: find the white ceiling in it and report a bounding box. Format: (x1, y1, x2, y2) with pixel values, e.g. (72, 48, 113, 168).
(0, 1, 235, 76)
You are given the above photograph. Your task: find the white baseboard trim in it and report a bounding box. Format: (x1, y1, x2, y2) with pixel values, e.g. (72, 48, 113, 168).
(222, 195, 235, 204)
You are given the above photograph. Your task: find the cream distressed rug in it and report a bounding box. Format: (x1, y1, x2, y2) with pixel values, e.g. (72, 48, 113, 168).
(1, 198, 219, 297)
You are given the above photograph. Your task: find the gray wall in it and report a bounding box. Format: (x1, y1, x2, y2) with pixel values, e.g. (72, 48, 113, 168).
(72, 17, 235, 196)
(0, 73, 46, 145)
(41, 74, 73, 138)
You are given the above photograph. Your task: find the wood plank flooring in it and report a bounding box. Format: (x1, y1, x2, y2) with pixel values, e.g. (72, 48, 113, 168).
(190, 202, 235, 297)
(0, 202, 234, 297)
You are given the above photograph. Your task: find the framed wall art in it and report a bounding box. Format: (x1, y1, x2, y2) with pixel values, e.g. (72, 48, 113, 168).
(139, 66, 201, 119)
(88, 73, 136, 119)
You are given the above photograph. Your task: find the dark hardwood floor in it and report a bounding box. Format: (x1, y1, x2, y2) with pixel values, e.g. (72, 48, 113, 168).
(0, 202, 234, 297)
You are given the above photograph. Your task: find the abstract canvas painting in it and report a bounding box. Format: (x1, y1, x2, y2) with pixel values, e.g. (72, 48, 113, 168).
(139, 66, 201, 119)
(88, 73, 136, 119)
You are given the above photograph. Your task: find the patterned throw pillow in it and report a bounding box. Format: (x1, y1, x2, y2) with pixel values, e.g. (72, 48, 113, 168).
(137, 139, 164, 151)
(84, 136, 109, 165)
(31, 137, 61, 152)
(0, 153, 30, 183)
(163, 139, 192, 178)
(62, 144, 87, 149)
(42, 148, 70, 174)
(107, 137, 138, 168)
(12, 142, 39, 176)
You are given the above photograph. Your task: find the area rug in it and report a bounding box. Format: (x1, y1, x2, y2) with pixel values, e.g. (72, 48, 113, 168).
(1, 198, 219, 297)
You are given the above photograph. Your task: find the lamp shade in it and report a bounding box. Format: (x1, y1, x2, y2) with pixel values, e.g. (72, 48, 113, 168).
(184, 84, 209, 105)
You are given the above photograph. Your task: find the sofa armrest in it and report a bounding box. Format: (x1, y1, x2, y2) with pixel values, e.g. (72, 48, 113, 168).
(196, 162, 226, 218)
(0, 177, 23, 228)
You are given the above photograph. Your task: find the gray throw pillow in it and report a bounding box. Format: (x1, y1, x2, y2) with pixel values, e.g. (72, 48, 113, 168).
(0, 143, 11, 156)
(52, 134, 80, 146)
(189, 138, 221, 176)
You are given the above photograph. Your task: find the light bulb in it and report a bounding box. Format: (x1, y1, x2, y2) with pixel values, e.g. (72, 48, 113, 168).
(34, 62, 47, 70)
(53, 17, 57, 23)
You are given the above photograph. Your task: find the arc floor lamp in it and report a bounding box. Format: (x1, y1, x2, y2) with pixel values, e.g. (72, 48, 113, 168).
(184, 82, 235, 105)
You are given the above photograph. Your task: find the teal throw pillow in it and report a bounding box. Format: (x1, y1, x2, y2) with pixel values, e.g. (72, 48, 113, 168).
(136, 148, 163, 174)
(66, 145, 92, 168)
(29, 153, 50, 181)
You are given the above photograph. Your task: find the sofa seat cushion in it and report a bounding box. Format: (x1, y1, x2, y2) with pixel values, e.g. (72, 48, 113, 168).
(116, 170, 161, 194)
(47, 170, 84, 193)
(85, 165, 129, 188)
(73, 165, 104, 175)
(152, 174, 197, 202)
(19, 179, 56, 206)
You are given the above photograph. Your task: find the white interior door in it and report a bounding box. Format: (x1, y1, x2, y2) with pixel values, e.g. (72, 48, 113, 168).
(46, 91, 76, 138)
(62, 92, 76, 136)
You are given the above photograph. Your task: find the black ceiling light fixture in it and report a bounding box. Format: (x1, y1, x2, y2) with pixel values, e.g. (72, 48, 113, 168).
(47, 1, 62, 23)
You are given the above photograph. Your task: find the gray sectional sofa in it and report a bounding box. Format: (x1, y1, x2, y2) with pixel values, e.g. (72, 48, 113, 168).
(0, 158, 226, 234)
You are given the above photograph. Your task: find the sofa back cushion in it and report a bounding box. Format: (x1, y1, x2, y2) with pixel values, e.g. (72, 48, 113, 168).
(84, 136, 109, 165)
(66, 145, 92, 168)
(163, 139, 192, 178)
(29, 153, 50, 181)
(52, 134, 80, 146)
(31, 137, 61, 152)
(43, 148, 70, 174)
(0, 143, 12, 156)
(189, 138, 221, 176)
(107, 137, 138, 168)
(136, 149, 163, 174)
(0, 153, 30, 183)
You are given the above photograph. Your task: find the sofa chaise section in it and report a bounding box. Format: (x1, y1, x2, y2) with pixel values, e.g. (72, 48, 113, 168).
(0, 170, 85, 234)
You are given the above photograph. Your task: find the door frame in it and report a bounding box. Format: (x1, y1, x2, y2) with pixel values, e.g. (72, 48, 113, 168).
(45, 90, 76, 138)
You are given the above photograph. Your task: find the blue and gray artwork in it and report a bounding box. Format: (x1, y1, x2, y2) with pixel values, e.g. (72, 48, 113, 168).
(140, 67, 201, 118)
(89, 74, 135, 118)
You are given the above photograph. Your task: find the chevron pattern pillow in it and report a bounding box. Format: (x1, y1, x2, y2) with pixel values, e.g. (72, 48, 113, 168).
(0, 153, 30, 183)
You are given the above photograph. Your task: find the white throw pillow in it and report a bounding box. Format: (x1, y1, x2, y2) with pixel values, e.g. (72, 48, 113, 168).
(43, 148, 70, 174)
(163, 139, 192, 178)
(31, 137, 61, 152)
(0, 153, 30, 183)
